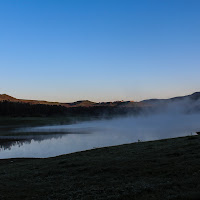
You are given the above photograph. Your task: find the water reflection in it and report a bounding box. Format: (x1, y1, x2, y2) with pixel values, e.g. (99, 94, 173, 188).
(0, 113, 200, 159)
(0, 134, 65, 151)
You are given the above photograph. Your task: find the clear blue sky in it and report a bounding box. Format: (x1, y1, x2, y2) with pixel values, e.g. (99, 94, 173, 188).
(1, 0, 200, 102)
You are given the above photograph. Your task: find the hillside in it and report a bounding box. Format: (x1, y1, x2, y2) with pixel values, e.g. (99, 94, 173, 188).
(0, 94, 18, 102)
(141, 92, 200, 105)
(0, 92, 200, 117)
(0, 135, 199, 200)
(0, 94, 60, 105)
(1, 92, 200, 108)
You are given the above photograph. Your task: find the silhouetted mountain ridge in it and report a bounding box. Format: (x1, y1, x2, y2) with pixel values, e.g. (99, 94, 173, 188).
(0, 94, 18, 101)
(141, 92, 200, 105)
(1, 92, 200, 108)
(0, 92, 200, 117)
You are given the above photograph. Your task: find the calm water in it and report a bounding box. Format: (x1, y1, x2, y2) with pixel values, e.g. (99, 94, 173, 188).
(0, 113, 200, 159)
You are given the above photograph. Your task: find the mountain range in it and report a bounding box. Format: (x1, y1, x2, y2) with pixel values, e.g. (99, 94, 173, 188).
(0, 92, 200, 108)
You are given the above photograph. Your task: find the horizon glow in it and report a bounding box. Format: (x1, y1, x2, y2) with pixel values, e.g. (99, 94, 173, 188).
(0, 0, 200, 102)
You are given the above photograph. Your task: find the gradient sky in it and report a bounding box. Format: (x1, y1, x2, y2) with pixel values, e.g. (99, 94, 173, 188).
(1, 0, 200, 102)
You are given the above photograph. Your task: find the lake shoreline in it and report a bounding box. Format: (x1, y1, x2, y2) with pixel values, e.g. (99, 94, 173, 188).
(0, 135, 199, 199)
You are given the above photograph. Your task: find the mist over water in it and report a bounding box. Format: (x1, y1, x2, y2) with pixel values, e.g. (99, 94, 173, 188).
(0, 106, 200, 159)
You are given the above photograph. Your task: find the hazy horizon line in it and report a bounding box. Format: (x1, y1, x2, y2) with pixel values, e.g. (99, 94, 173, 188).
(1, 91, 199, 104)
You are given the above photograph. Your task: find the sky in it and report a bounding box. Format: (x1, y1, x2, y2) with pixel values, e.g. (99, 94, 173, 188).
(0, 0, 200, 102)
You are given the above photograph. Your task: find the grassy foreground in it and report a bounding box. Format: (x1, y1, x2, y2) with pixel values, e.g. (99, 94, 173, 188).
(0, 135, 200, 200)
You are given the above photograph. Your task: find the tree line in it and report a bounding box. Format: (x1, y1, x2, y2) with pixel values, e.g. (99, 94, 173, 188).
(0, 100, 142, 117)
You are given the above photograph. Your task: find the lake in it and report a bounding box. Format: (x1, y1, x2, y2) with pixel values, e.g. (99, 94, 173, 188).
(0, 113, 199, 159)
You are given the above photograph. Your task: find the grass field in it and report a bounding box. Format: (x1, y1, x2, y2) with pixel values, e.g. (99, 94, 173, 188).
(0, 135, 199, 200)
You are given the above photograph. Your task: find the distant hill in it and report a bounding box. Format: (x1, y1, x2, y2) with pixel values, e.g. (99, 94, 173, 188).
(0, 94, 60, 105)
(1, 92, 200, 108)
(0, 92, 200, 117)
(63, 100, 96, 107)
(141, 92, 200, 105)
(0, 94, 18, 102)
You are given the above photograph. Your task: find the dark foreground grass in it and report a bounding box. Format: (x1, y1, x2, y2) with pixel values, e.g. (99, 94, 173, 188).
(0, 135, 200, 200)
